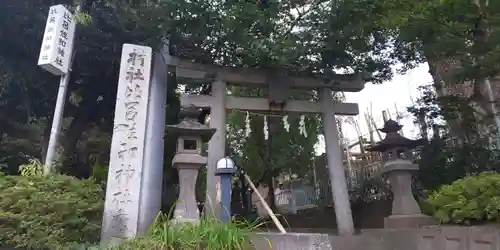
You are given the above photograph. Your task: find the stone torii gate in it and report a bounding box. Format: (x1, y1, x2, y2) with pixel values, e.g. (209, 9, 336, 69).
(166, 53, 367, 235)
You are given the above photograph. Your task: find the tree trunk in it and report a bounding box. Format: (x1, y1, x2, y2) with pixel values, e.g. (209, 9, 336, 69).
(266, 117, 279, 211)
(239, 171, 249, 213)
(470, 7, 500, 144)
(61, 114, 91, 177)
(266, 171, 276, 212)
(426, 55, 467, 144)
(61, 95, 99, 177)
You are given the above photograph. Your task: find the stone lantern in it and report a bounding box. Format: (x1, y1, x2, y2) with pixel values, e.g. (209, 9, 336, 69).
(367, 120, 436, 229)
(166, 105, 216, 224)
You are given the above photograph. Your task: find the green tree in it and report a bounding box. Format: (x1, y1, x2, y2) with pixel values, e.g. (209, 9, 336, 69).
(408, 84, 500, 193)
(0, 1, 173, 176)
(380, 0, 500, 141)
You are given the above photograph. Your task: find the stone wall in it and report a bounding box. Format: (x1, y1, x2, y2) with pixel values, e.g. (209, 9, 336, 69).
(252, 226, 500, 250)
(363, 226, 500, 250)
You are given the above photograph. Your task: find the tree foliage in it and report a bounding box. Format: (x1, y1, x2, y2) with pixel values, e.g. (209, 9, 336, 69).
(380, 0, 500, 72)
(226, 86, 322, 180)
(382, 0, 500, 140)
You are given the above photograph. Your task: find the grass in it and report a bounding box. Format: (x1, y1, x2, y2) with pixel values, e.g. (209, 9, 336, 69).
(109, 214, 261, 250)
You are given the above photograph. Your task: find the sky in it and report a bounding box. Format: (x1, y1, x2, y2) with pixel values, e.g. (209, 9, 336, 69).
(314, 63, 434, 155)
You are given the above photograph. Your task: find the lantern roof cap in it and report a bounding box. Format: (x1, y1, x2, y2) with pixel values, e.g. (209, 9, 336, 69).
(367, 119, 424, 152)
(166, 105, 216, 141)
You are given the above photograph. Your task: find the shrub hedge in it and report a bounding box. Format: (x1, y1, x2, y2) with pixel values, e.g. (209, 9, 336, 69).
(0, 174, 104, 249)
(426, 172, 500, 225)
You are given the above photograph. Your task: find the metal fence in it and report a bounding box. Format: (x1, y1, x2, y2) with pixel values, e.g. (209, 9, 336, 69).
(274, 184, 319, 213)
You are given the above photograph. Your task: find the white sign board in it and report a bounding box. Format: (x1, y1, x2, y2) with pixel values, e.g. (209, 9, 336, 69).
(37, 5, 76, 75)
(101, 44, 153, 244)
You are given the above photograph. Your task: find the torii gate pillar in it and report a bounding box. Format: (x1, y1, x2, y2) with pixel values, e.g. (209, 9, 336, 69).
(206, 80, 227, 217)
(320, 88, 355, 235)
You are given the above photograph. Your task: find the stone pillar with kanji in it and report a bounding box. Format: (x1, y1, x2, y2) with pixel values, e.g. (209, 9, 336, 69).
(166, 105, 216, 224)
(367, 120, 436, 229)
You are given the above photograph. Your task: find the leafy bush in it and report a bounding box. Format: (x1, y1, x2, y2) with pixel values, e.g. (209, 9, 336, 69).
(18, 158, 44, 177)
(348, 169, 391, 203)
(113, 215, 257, 250)
(0, 170, 104, 249)
(91, 163, 108, 188)
(426, 172, 500, 224)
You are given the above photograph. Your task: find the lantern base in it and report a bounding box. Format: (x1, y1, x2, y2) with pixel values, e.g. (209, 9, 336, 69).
(173, 167, 201, 225)
(384, 214, 436, 229)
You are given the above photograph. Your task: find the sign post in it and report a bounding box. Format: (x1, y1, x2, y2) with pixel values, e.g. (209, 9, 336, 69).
(37, 5, 76, 175)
